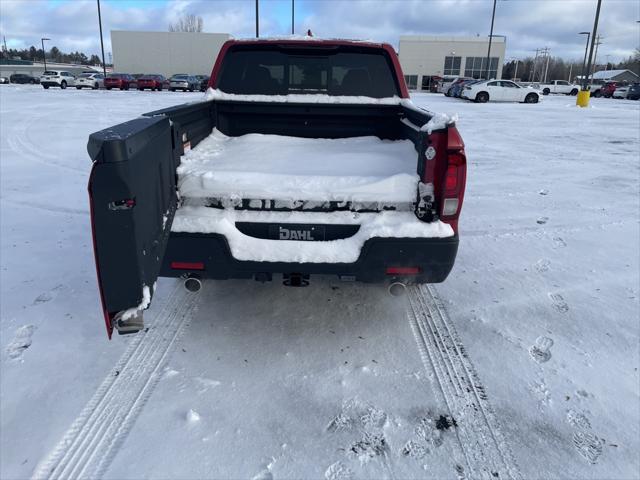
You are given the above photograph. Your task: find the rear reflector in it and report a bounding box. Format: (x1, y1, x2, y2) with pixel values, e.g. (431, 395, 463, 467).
(443, 198, 459, 216)
(170, 261, 205, 270)
(385, 266, 421, 275)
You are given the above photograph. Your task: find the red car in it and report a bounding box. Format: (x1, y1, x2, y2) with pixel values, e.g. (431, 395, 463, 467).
(104, 73, 135, 90)
(601, 81, 617, 98)
(137, 75, 166, 91)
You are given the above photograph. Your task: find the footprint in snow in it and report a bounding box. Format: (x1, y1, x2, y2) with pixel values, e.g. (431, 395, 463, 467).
(32, 284, 64, 305)
(573, 431, 604, 464)
(567, 410, 591, 430)
(535, 259, 551, 273)
(553, 237, 567, 248)
(549, 293, 570, 313)
(536, 216, 549, 225)
(6, 325, 36, 360)
(529, 336, 554, 363)
(324, 461, 354, 480)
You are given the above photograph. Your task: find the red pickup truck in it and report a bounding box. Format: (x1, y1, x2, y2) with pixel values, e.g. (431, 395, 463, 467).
(87, 38, 467, 337)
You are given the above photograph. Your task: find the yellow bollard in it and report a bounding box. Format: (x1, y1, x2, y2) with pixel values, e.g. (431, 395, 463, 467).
(576, 90, 590, 108)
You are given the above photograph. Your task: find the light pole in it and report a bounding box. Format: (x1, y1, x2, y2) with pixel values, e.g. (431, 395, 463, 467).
(255, 0, 259, 38)
(97, 0, 107, 77)
(578, 0, 603, 107)
(485, 0, 497, 79)
(41, 37, 50, 71)
(291, 0, 294, 35)
(579, 31, 590, 88)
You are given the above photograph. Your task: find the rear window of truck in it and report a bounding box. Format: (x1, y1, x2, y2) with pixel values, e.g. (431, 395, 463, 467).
(217, 45, 400, 98)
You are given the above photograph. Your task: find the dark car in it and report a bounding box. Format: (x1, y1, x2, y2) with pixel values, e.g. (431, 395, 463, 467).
(104, 73, 135, 90)
(169, 74, 200, 92)
(197, 75, 210, 92)
(451, 79, 480, 98)
(600, 81, 617, 98)
(445, 77, 473, 97)
(627, 83, 640, 101)
(9, 73, 39, 84)
(137, 75, 165, 91)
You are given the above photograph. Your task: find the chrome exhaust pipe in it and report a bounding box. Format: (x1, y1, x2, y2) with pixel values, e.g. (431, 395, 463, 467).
(184, 276, 202, 293)
(388, 282, 407, 297)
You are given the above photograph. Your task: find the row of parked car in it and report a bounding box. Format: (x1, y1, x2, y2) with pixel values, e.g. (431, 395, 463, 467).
(439, 76, 640, 103)
(441, 77, 542, 103)
(0, 71, 210, 92)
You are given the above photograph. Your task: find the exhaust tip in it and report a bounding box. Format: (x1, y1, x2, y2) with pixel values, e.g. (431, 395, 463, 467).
(388, 282, 407, 297)
(184, 276, 202, 293)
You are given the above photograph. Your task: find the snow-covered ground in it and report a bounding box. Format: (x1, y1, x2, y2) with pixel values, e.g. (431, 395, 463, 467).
(1, 84, 638, 479)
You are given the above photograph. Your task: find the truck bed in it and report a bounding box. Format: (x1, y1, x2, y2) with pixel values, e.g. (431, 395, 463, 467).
(177, 129, 419, 204)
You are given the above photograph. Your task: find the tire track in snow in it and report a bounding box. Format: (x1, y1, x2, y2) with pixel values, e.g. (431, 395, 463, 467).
(32, 282, 198, 480)
(7, 113, 86, 174)
(407, 285, 521, 479)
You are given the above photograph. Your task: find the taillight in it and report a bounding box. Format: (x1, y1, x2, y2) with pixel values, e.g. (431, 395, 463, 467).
(385, 266, 421, 275)
(445, 165, 458, 191)
(440, 127, 467, 232)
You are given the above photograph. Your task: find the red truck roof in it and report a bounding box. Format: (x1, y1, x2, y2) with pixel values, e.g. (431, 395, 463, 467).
(208, 38, 409, 98)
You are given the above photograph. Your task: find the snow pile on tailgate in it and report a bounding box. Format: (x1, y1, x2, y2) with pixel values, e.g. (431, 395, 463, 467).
(177, 129, 419, 204)
(172, 208, 453, 263)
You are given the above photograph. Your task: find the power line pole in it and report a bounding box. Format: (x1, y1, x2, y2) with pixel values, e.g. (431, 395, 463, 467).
(291, 0, 294, 35)
(542, 47, 551, 83)
(582, 0, 602, 92)
(590, 34, 603, 80)
(530, 48, 540, 82)
(485, 0, 497, 79)
(97, 0, 107, 77)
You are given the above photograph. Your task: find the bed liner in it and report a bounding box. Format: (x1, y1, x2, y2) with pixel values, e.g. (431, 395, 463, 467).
(176, 128, 420, 204)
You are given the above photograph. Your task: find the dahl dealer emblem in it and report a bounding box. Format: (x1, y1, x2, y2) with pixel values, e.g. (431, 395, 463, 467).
(279, 226, 315, 241)
(425, 146, 436, 160)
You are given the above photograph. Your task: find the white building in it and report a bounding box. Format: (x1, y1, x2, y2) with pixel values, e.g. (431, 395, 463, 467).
(111, 30, 230, 78)
(398, 35, 507, 91)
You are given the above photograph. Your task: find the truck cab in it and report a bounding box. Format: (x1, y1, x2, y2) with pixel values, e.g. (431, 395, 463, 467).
(540, 80, 579, 96)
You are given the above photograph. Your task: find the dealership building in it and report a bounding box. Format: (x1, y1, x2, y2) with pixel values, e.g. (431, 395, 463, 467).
(111, 30, 229, 78)
(398, 35, 506, 91)
(109, 31, 505, 88)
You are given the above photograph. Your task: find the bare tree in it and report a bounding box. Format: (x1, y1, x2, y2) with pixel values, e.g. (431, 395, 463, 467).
(169, 14, 204, 33)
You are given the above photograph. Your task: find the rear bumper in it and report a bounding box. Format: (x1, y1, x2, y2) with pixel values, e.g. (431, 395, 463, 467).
(160, 233, 459, 284)
(41, 81, 62, 87)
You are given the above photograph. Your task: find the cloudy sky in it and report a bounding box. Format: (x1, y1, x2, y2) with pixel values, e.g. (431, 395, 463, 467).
(1, 0, 638, 62)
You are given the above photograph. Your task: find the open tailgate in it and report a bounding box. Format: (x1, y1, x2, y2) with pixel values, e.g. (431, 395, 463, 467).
(87, 116, 178, 338)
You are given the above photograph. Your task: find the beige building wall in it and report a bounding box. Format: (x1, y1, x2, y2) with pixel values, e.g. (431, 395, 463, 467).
(399, 35, 507, 89)
(111, 31, 230, 77)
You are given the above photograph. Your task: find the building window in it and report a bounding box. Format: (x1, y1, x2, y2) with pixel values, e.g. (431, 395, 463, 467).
(421, 76, 434, 91)
(464, 57, 499, 79)
(404, 75, 418, 90)
(443, 56, 462, 76)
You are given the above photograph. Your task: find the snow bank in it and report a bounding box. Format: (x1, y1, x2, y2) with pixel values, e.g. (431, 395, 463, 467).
(171, 207, 453, 263)
(204, 88, 402, 105)
(177, 129, 419, 204)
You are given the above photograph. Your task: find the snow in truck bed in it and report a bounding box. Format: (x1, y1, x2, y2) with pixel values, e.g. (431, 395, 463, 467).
(176, 129, 419, 203)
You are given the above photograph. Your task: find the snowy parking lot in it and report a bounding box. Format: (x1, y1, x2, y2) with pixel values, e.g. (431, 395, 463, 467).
(1, 85, 638, 479)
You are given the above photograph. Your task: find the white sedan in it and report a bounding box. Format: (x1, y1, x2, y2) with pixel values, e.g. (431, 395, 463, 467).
(462, 80, 541, 103)
(612, 86, 629, 99)
(75, 72, 105, 90)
